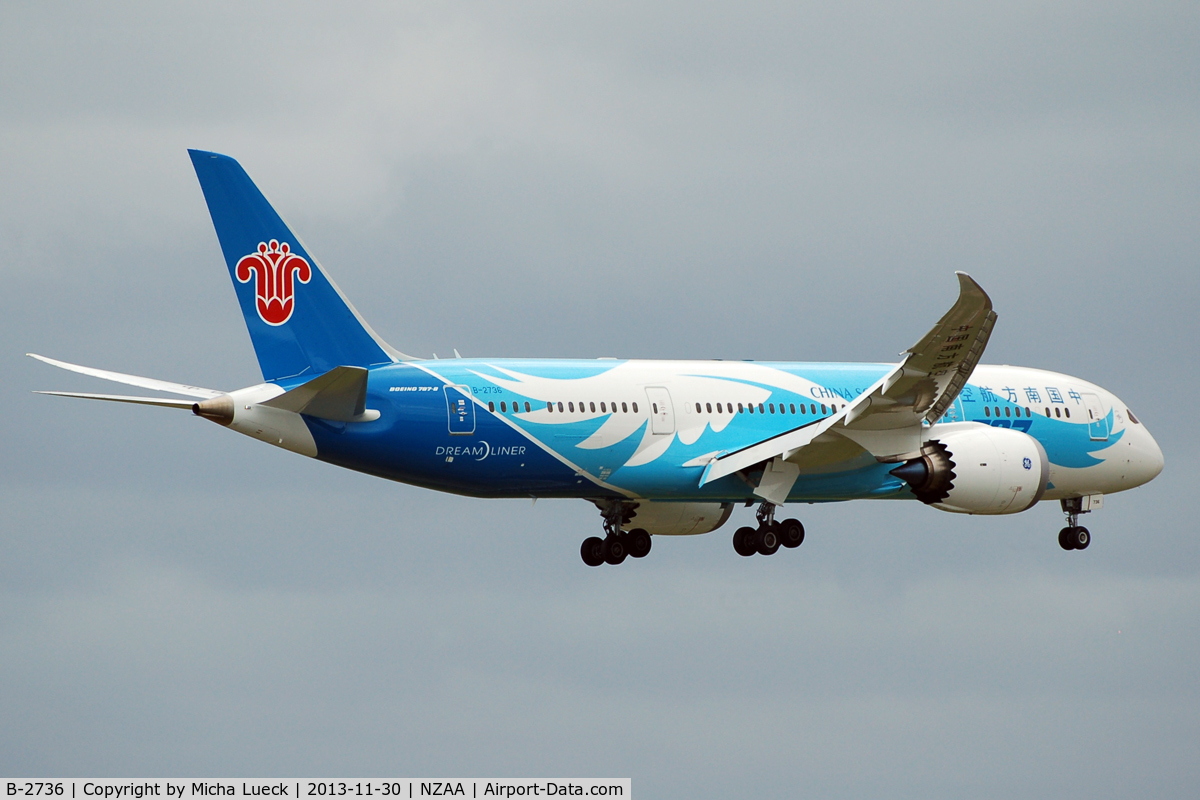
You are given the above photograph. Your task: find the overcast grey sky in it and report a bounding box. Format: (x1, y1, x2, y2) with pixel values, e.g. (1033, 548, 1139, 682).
(2, 2, 1198, 796)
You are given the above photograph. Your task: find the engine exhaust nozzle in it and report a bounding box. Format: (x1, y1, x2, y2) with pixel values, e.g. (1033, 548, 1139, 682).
(889, 459, 930, 489)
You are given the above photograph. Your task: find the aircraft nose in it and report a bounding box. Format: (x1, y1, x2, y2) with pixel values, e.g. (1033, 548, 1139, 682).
(1128, 421, 1165, 487)
(1144, 427, 1165, 479)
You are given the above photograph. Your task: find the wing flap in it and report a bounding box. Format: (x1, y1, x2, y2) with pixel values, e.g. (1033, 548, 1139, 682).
(700, 416, 843, 485)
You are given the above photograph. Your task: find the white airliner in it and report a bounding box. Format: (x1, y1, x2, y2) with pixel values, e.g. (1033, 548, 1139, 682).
(31, 150, 1164, 565)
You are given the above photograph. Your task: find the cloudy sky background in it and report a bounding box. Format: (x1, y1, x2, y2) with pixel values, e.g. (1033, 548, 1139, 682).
(2, 2, 1198, 796)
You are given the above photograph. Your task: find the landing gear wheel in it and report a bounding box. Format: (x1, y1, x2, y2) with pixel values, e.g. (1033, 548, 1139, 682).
(1072, 526, 1090, 550)
(603, 535, 628, 565)
(733, 526, 757, 557)
(581, 536, 605, 567)
(628, 528, 652, 558)
(756, 525, 781, 556)
(1058, 527, 1076, 551)
(778, 518, 805, 548)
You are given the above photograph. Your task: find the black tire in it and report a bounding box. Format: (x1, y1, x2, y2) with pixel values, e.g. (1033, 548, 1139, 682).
(1058, 527, 1076, 551)
(1073, 526, 1090, 550)
(581, 536, 605, 567)
(757, 525, 781, 556)
(779, 518, 805, 548)
(733, 526, 757, 557)
(603, 535, 628, 565)
(628, 528, 652, 558)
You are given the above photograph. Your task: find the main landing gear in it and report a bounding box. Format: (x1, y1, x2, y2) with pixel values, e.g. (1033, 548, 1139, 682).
(581, 501, 652, 567)
(1058, 497, 1091, 551)
(732, 502, 805, 557)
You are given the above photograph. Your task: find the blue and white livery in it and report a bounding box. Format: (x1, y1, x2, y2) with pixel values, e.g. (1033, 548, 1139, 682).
(31, 151, 1164, 565)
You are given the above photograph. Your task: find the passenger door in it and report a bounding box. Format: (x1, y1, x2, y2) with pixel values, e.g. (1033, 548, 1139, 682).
(1081, 393, 1108, 441)
(445, 385, 476, 435)
(645, 387, 675, 435)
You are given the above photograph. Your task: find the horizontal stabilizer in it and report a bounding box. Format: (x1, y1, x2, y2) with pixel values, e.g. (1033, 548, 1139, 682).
(34, 391, 197, 410)
(27, 354, 223, 398)
(261, 366, 378, 422)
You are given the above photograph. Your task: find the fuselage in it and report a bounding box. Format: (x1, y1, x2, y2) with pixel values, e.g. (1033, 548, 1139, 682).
(285, 358, 1163, 505)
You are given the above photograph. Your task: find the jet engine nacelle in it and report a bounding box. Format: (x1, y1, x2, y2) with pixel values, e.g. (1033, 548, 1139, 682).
(623, 501, 735, 536)
(891, 424, 1050, 515)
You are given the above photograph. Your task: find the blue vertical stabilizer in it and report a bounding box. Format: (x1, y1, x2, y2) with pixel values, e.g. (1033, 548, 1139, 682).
(189, 149, 407, 381)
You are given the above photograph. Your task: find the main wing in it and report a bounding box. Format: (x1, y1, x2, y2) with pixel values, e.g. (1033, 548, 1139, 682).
(842, 272, 995, 431)
(700, 273, 995, 499)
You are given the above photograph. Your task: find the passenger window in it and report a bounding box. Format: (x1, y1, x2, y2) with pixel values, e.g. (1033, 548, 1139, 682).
(994, 406, 1000, 417)
(767, 403, 773, 414)
(488, 402, 495, 412)
(547, 402, 554, 412)
(985, 407, 991, 417)
(558, 402, 564, 412)
(748, 403, 755, 414)
(632, 402, 638, 413)
(524, 402, 531, 413)
(738, 403, 744, 413)
(590, 402, 596, 413)
(706, 403, 712, 413)
(820, 404, 827, 414)
(696, 403, 702, 413)
(1064, 408, 1070, 418)
(800, 404, 806, 414)
(1004, 407, 1011, 417)
(600, 402, 607, 413)
(1054, 407, 1061, 418)
(1024, 407, 1030, 417)
(1044, 408, 1050, 417)
(652, 403, 658, 414)
(568, 402, 575, 412)
(500, 401, 507, 413)
(789, 403, 796, 414)
(810, 404, 817, 414)
(758, 403, 766, 413)
(716, 403, 723, 414)
(621, 402, 628, 413)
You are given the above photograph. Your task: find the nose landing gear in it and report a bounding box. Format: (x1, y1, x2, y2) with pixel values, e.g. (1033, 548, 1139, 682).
(1058, 497, 1091, 551)
(733, 502, 805, 557)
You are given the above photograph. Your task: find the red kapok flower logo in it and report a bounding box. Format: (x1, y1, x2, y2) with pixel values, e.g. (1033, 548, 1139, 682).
(235, 240, 312, 326)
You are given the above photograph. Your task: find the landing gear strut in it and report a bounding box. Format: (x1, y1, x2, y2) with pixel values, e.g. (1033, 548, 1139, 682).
(733, 502, 804, 557)
(1058, 497, 1091, 551)
(582, 500, 652, 567)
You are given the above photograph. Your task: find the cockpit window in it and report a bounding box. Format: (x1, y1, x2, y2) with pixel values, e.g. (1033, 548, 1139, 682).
(1127, 408, 1140, 424)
